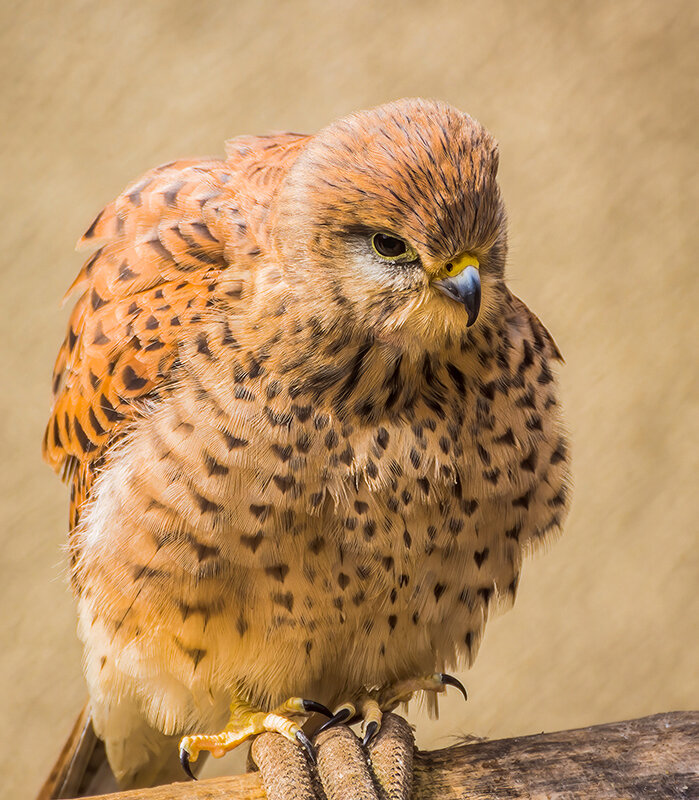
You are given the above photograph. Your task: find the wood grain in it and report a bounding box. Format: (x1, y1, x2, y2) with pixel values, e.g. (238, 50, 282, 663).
(80, 711, 698, 800)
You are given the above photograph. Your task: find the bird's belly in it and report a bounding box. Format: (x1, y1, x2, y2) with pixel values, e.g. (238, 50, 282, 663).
(74, 359, 567, 732)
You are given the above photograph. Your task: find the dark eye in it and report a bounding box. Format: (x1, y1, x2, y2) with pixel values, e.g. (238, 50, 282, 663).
(372, 232, 408, 259)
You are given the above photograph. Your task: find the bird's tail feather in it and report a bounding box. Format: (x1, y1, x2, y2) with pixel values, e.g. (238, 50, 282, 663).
(35, 701, 119, 799)
(37, 699, 211, 797)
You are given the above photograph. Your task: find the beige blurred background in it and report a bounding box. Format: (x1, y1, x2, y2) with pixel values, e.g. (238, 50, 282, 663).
(1, 1, 697, 798)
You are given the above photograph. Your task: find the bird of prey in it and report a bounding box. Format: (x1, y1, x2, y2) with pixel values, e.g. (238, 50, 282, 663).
(42, 98, 570, 798)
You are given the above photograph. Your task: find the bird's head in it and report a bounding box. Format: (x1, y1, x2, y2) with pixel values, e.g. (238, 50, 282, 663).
(271, 98, 507, 351)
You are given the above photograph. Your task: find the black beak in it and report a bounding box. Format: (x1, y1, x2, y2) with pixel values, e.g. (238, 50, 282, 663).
(435, 265, 481, 326)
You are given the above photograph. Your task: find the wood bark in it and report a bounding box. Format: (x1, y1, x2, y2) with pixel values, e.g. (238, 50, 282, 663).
(76, 711, 698, 800)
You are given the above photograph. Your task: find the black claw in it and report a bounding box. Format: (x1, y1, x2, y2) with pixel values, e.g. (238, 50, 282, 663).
(362, 721, 379, 747)
(179, 748, 197, 781)
(439, 672, 468, 702)
(316, 706, 353, 735)
(301, 699, 334, 718)
(296, 729, 317, 765)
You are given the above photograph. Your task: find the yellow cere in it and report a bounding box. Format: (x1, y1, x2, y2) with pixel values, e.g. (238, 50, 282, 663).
(440, 253, 479, 279)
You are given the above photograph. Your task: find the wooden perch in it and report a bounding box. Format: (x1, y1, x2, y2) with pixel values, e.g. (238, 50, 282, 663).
(79, 711, 697, 800)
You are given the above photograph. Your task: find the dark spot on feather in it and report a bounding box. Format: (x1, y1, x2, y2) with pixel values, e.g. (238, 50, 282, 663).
(449, 517, 464, 535)
(526, 414, 543, 432)
(191, 221, 219, 242)
(90, 289, 106, 311)
(292, 404, 312, 422)
(222, 431, 248, 449)
(548, 488, 567, 508)
(462, 499, 479, 516)
(92, 322, 109, 346)
(478, 586, 493, 604)
(265, 564, 290, 583)
(512, 490, 532, 509)
(192, 492, 221, 515)
(271, 444, 292, 462)
(550, 440, 567, 464)
(196, 333, 212, 358)
(476, 443, 491, 465)
(479, 381, 496, 401)
(240, 532, 263, 552)
(83, 209, 103, 239)
(446, 362, 466, 394)
(518, 340, 535, 373)
(494, 428, 516, 446)
(273, 474, 296, 494)
(87, 407, 105, 437)
(506, 523, 522, 541)
(163, 180, 185, 206)
(309, 492, 324, 508)
(204, 453, 228, 476)
(273, 592, 294, 613)
(147, 237, 174, 262)
(520, 449, 538, 472)
(174, 638, 207, 670)
(121, 365, 148, 391)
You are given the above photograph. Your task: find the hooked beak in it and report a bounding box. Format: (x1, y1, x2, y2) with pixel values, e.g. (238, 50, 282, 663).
(434, 255, 481, 327)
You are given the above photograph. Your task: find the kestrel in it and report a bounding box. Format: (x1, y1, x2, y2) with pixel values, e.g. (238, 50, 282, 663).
(43, 98, 570, 797)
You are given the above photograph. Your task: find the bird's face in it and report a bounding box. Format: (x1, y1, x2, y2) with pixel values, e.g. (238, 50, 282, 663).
(272, 99, 508, 350)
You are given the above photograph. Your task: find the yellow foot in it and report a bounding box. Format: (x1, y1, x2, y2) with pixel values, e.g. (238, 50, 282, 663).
(179, 696, 332, 780)
(316, 673, 467, 747)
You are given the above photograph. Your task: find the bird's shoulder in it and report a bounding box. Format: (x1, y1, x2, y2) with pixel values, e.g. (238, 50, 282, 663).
(501, 288, 564, 363)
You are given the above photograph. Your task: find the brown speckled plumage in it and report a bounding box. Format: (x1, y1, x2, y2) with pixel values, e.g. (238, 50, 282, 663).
(44, 98, 570, 788)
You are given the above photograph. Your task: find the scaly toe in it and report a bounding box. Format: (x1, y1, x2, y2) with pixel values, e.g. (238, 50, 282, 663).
(179, 698, 317, 779)
(359, 697, 382, 746)
(274, 696, 334, 718)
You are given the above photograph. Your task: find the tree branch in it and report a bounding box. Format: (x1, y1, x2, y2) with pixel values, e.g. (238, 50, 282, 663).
(82, 712, 697, 800)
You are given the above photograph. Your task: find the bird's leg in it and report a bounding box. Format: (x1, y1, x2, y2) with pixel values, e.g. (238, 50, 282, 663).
(371, 673, 466, 745)
(378, 672, 468, 718)
(317, 673, 466, 747)
(179, 695, 332, 779)
(316, 694, 381, 744)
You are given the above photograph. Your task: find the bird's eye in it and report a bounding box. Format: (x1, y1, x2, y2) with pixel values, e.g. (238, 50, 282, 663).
(371, 233, 413, 261)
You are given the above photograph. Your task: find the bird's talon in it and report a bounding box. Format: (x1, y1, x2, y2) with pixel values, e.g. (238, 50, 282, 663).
(316, 705, 353, 735)
(362, 720, 379, 746)
(438, 672, 468, 702)
(301, 699, 334, 717)
(295, 729, 317, 764)
(179, 747, 197, 781)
